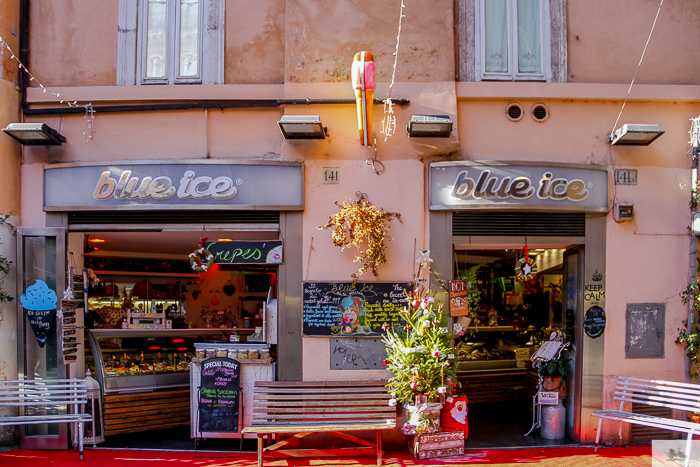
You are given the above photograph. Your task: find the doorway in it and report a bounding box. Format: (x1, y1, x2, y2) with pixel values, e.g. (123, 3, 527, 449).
(452, 245, 582, 448)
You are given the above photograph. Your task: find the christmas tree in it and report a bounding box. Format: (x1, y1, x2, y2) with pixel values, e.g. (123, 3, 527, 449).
(382, 288, 458, 404)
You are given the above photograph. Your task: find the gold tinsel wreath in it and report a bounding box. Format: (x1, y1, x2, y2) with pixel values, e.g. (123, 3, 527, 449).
(318, 196, 401, 280)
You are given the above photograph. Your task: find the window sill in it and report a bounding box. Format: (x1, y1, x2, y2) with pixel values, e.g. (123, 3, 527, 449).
(457, 82, 700, 102)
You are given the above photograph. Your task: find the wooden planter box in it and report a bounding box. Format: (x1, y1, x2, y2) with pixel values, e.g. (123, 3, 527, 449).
(408, 431, 464, 459)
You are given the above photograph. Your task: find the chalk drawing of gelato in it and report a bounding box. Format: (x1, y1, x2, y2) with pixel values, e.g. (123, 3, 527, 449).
(20, 280, 58, 348)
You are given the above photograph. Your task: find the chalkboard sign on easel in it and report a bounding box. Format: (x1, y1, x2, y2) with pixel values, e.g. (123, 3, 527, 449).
(198, 358, 241, 433)
(302, 281, 412, 337)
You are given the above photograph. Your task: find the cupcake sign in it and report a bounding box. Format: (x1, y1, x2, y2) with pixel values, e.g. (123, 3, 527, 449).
(20, 280, 58, 348)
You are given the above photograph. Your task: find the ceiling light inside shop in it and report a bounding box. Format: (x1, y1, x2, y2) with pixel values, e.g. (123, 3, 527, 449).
(172, 339, 184, 343)
(88, 238, 106, 243)
(609, 124, 664, 146)
(216, 239, 233, 242)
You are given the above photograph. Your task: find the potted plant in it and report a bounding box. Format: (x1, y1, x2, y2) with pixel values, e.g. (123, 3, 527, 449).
(539, 355, 570, 396)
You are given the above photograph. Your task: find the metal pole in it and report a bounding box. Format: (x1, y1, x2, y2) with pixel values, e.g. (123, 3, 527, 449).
(688, 117, 700, 383)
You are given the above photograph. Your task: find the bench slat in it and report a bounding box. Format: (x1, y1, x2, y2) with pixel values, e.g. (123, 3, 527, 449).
(615, 387, 700, 404)
(617, 382, 700, 399)
(243, 421, 396, 433)
(614, 391, 700, 410)
(254, 394, 390, 401)
(253, 407, 395, 414)
(253, 400, 391, 409)
(0, 414, 91, 426)
(614, 395, 700, 414)
(254, 381, 387, 388)
(253, 412, 394, 420)
(254, 387, 389, 395)
(619, 377, 700, 392)
(592, 410, 700, 433)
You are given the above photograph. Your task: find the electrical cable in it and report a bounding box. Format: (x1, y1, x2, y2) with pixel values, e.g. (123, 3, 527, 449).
(609, 0, 664, 140)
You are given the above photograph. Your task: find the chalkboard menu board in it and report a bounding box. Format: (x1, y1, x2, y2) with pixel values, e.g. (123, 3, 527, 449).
(583, 305, 606, 339)
(198, 358, 241, 433)
(302, 282, 412, 337)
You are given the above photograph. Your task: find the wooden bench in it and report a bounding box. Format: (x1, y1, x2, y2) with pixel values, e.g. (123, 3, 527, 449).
(592, 376, 700, 467)
(241, 380, 397, 467)
(0, 379, 92, 460)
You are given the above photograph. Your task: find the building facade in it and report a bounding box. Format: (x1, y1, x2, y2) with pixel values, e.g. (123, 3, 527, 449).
(1, 0, 698, 448)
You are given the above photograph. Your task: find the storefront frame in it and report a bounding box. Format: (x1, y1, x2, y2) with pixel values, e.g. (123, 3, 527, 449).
(428, 161, 608, 445)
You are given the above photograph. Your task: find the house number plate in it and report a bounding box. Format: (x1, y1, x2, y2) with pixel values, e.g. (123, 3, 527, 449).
(615, 169, 637, 185)
(323, 168, 340, 184)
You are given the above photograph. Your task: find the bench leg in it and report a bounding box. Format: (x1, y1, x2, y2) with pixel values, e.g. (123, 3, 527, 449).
(376, 430, 382, 466)
(685, 432, 693, 467)
(257, 435, 264, 467)
(594, 417, 602, 453)
(79, 421, 84, 460)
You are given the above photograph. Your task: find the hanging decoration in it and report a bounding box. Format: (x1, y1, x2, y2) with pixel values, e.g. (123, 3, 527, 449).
(318, 191, 401, 280)
(189, 238, 215, 272)
(515, 245, 537, 282)
(0, 36, 78, 107)
(352, 51, 376, 146)
(0, 36, 95, 141)
(381, 0, 406, 142)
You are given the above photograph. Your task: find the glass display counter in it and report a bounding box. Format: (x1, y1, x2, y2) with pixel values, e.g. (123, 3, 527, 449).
(86, 329, 230, 395)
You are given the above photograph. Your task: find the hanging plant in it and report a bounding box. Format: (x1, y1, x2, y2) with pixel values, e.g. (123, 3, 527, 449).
(318, 192, 401, 280)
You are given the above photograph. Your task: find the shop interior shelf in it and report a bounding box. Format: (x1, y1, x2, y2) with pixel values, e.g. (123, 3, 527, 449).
(472, 326, 532, 332)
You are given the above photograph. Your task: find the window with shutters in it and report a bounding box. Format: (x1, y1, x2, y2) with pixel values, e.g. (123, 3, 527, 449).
(457, 0, 567, 83)
(117, 0, 224, 85)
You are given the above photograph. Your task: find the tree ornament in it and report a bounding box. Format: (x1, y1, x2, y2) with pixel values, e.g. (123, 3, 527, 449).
(318, 192, 402, 280)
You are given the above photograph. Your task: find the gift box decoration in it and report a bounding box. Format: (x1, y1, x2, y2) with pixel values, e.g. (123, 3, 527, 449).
(408, 430, 465, 460)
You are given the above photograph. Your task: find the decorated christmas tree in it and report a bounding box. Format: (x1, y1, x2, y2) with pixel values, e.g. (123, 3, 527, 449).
(382, 288, 458, 404)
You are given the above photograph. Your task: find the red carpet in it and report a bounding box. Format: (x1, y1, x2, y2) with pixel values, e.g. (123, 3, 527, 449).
(0, 446, 652, 466)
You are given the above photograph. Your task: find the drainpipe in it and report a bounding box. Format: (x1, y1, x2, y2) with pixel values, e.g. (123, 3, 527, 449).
(689, 117, 700, 383)
(19, 0, 29, 111)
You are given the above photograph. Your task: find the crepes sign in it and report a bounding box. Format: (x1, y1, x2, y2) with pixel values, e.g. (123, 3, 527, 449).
(430, 162, 608, 211)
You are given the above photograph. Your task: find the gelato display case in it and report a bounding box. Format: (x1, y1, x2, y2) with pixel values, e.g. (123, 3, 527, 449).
(85, 328, 234, 436)
(86, 329, 230, 395)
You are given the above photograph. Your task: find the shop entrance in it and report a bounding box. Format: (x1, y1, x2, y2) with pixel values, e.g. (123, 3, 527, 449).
(452, 245, 582, 448)
(68, 229, 279, 449)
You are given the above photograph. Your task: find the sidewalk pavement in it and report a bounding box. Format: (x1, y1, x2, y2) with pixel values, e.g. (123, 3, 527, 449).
(0, 445, 652, 466)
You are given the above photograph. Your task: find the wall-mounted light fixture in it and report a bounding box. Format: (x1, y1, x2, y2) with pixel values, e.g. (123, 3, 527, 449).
(406, 115, 453, 138)
(278, 115, 327, 139)
(609, 124, 664, 146)
(2, 123, 66, 146)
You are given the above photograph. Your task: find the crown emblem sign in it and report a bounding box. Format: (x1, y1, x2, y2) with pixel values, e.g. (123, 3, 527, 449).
(592, 270, 603, 282)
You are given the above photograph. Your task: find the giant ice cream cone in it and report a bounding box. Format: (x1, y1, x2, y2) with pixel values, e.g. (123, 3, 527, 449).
(352, 51, 375, 146)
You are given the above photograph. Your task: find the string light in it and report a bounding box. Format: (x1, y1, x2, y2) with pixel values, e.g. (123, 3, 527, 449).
(0, 36, 79, 108)
(381, 1, 406, 142)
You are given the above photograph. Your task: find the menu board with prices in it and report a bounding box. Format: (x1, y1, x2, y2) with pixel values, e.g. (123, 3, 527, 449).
(302, 282, 412, 337)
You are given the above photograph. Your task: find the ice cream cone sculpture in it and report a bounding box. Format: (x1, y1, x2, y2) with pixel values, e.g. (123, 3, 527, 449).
(352, 51, 376, 146)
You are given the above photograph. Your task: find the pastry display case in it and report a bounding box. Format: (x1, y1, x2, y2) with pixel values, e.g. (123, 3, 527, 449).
(86, 329, 229, 395)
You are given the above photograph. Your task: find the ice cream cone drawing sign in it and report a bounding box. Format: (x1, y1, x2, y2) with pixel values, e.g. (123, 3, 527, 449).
(20, 280, 58, 348)
(352, 51, 375, 146)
